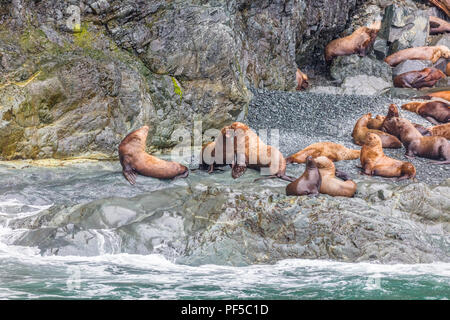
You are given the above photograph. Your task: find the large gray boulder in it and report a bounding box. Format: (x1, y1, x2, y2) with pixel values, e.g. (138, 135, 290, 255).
(330, 55, 393, 83)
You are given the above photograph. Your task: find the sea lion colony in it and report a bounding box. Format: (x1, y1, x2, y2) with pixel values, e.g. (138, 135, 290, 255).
(119, 15, 450, 196)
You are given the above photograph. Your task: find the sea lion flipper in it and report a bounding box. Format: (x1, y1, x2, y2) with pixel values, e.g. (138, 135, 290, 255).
(123, 168, 137, 185)
(335, 169, 350, 181)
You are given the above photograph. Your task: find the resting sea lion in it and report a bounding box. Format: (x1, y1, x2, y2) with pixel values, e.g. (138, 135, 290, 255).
(286, 156, 321, 196)
(118, 126, 189, 184)
(296, 68, 309, 91)
(430, 123, 450, 139)
(429, 0, 450, 17)
(228, 122, 295, 181)
(393, 67, 446, 89)
(367, 115, 386, 130)
(430, 16, 450, 34)
(389, 117, 450, 164)
(352, 113, 402, 148)
(401, 101, 450, 124)
(324, 21, 381, 62)
(385, 46, 450, 67)
(415, 90, 450, 101)
(314, 156, 357, 197)
(360, 133, 416, 180)
(286, 142, 360, 164)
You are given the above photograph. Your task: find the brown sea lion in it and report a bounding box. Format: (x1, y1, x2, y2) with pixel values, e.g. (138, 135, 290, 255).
(228, 122, 295, 181)
(324, 21, 381, 62)
(415, 90, 450, 101)
(379, 104, 432, 136)
(352, 113, 402, 148)
(199, 125, 234, 173)
(430, 123, 450, 139)
(384, 46, 450, 67)
(296, 68, 309, 91)
(118, 126, 189, 184)
(360, 133, 416, 180)
(314, 156, 357, 197)
(286, 156, 321, 196)
(430, 16, 450, 34)
(390, 117, 450, 164)
(286, 142, 360, 164)
(429, 0, 450, 17)
(393, 67, 446, 89)
(447, 62, 450, 76)
(401, 101, 450, 124)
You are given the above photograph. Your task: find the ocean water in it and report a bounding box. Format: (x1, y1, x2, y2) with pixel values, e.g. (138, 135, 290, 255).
(0, 163, 449, 300)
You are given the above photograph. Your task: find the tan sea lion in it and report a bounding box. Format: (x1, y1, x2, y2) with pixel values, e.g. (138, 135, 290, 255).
(352, 113, 402, 148)
(430, 123, 450, 139)
(360, 133, 416, 180)
(296, 68, 309, 91)
(429, 0, 450, 17)
(393, 67, 446, 89)
(430, 16, 450, 34)
(286, 142, 360, 164)
(401, 101, 450, 124)
(118, 126, 189, 184)
(228, 122, 295, 181)
(314, 156, 357, 197)
(415, 90, 450, 101)
(384, 46, 450, 67)
(367, 115, 386, 130)
(286, 156, 321, 196)
(324, 21, 381, 62)
(389, 117, 450, 164)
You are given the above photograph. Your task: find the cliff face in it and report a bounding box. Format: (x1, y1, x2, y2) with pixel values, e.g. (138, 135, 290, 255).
(0, 0, 364, 160)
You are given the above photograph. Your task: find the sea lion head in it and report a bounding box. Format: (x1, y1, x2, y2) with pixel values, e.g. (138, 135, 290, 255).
(387, 104, 399, 118)
(305, 155, 318, 169)
(119, 125, 149, 152)
(437, 45, 450, 59)
(364, 132, 382, 147)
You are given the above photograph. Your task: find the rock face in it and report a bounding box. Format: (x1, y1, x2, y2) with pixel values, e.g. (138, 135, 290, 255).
(0, 0, 370, 160)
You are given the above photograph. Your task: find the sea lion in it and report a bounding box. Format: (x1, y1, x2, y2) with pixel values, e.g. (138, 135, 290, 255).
(228, 122, 295, 181)
(285, 156, 321, 196)
(401, 101, 450, 124)
(367, 115, 386, 130)
(199, 125, 234, 173)
(118, 126, 189, 184)
(352, 113, 402, 148)
(384, 46, 450, 67)
(314, 156, 357, 197)
(360, 133, 416, 180)
(389, 117, 450, 164)
(296, 68, 309, 91)
(324, 21, 381, 62)
(393, 67, 446, 89)
(379, 104, 432, 136)
(429, 0, 450, 17)
(286, 142, 360, 164)
(430, 123, 450, 139)
(447, 62, 450, 76)
(430, 16, 450, 34)
(415, 90, 450, 101)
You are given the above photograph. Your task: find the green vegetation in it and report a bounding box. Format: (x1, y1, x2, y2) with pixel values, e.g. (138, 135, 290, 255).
(172, 77, 183, 103)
